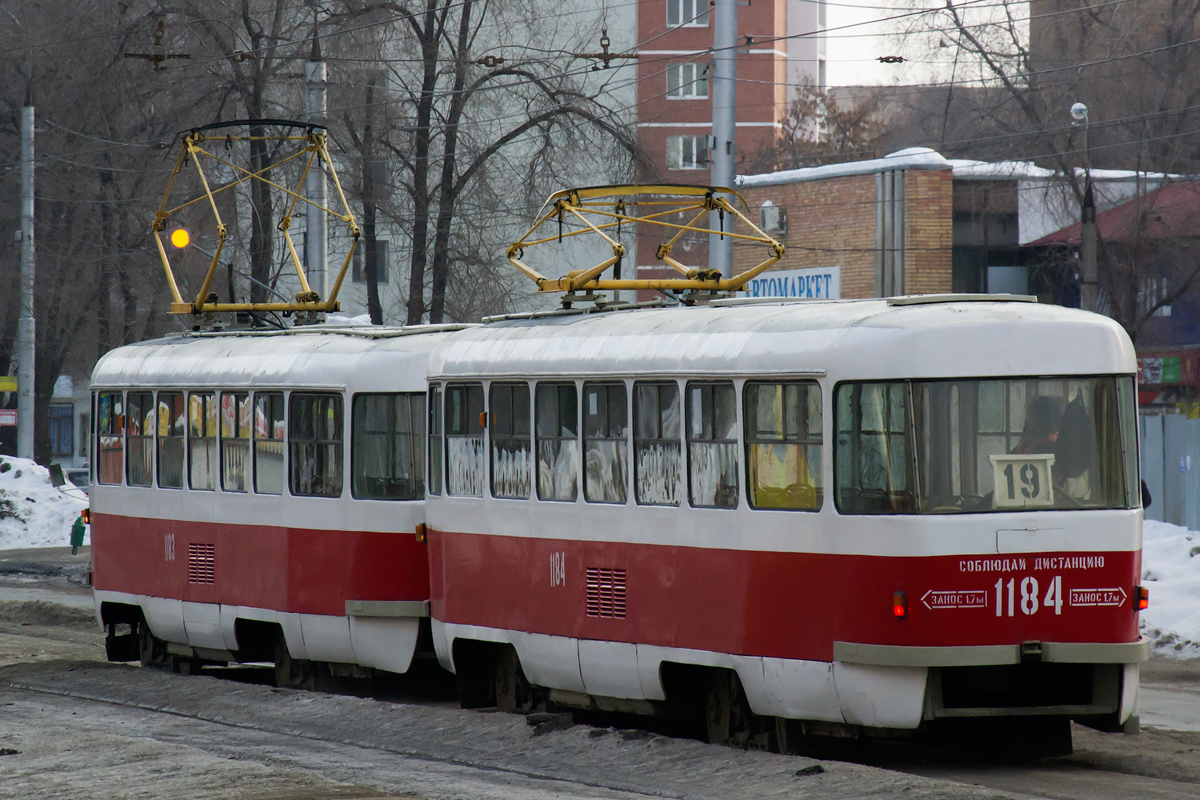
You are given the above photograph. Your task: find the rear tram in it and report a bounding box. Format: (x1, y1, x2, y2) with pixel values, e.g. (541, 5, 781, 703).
(91, 324, 461, 685)
(424, 295, 1148, 750)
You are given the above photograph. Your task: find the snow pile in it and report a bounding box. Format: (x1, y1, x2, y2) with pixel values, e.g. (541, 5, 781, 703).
(0, 457, 89, 550)
(1141, 520, 1200, 658)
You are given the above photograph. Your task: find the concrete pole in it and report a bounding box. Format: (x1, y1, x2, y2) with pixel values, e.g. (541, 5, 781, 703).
(305, 37, 328, 299)
(17, 103, 35, 460)
(1081, 178, 1098, 312)
(708, 0, 737, 278)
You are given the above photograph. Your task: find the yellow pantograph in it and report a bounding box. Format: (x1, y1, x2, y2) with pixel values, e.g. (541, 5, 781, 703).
(506, 185, 784, 296)
(152, 120, 360, 315)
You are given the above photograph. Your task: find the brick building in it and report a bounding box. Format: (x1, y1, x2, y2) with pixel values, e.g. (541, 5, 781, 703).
(733, 148, 956, 298)
(634, 0, 823, 273)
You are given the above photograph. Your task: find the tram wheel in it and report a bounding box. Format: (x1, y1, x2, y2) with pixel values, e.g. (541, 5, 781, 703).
(494, 645, 533, 713)
(705, 672, 754, 747)
(273, 633, 316, 690)
(137, 623, 169, 669)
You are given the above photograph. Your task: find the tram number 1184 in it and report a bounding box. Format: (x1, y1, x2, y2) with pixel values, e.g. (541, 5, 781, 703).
(995, 575, 1063, 616)
(550, 552, 566, 588)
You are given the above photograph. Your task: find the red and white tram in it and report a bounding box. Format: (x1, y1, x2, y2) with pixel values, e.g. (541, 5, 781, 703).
(90, 324, 462, 684)
(424, 295, 1148, 750)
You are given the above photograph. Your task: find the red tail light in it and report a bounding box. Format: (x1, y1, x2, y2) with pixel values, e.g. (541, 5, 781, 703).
(1134, 585, 1149, 611)
(893, 591, 907, 618)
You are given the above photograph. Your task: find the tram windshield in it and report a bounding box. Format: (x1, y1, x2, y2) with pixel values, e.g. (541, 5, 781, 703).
(835, 376, 1138, 514)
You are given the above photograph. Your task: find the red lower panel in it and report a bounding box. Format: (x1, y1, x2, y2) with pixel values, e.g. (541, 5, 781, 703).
(428, 530, 1141, 662)
(92, 513, 429, 616)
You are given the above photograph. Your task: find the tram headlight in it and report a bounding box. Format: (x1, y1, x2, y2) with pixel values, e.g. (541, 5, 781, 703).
(892, 591, 907, 618)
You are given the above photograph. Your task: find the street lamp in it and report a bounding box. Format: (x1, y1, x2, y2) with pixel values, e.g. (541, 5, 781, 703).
(1071, 102, 1098, 312)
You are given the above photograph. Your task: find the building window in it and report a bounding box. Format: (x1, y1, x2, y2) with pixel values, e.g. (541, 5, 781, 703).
(254, 392, 285, 495)
(745, 382, 822, 510)
(221, 392, 251, 493)
(289, 393, 343, 498)
(96, 392, 124, 486)
(445, 383, 485, 497)
(188, 393, 218, 490)
(536, 382, 579, 502)
(352, 239, 389, 284)
(49, 404, 73, 458)
(667, 0, 709, 27)
(666, 135, 707, 170)
(687, 382, 738, 508)
(667, 63, 708, 99)
(584, 383, 628, 504)
(157, 392, 185, 490)
(126, 392, 154, 487)
(490, 382, 531, 500)
(634, 382, 681, 506)
(352, 392, 425, 500)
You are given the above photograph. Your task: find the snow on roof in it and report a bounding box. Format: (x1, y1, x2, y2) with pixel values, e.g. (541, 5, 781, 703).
(736, 147, 951, 188)
(738, 148, 1173, 188)
(947, 159, 1055, 180)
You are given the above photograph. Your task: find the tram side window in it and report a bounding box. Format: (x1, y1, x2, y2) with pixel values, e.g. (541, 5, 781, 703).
(687, 382, 738, 508)
(445, 384, 485, 497)
(835, 382, 912, 513)
(157, 391, 186, 489)
(352, 393, 426, 500)
(584, 383, 628, 504)
(126, 392, 154, 487)
(537, 382, 579, 502)
(188, 392, 218, 490)
(96, 392, 124, 486)
(221, 392, 251, 492)
(634, 382, 681, 506)
(290, 393, 344, 497)
(428, 385, 443, 495)
(745, 382, 822, 510)
(254, 392, 285, 495)
(490, 383, 531, 499)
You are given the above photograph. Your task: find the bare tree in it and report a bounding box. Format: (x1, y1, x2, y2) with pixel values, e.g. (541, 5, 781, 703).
(0, 1, 198, 461)
(897, 0, 1200, 341)
(168, 0, 310, 304)
(329, 0, 641, 324)
(747, 85, 887, 173)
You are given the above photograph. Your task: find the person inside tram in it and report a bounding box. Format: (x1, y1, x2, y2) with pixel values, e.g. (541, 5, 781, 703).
(1014, 395, 1062, 455)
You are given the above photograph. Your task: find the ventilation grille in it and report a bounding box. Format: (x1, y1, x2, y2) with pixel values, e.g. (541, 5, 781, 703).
(187, 543, 216, 585)
(586, 567, 627, 619)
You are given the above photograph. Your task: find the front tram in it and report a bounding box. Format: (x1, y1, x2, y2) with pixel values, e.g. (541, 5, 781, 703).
(424, 295, 1147, 751)
(91, 325, 461, 685)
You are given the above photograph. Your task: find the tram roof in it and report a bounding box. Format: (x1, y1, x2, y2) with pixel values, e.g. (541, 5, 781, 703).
(428, 298, 1136, 381)
(92, 324, 467, 391)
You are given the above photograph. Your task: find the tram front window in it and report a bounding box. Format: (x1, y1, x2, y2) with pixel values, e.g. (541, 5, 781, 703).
(834, 376, 1138, 514)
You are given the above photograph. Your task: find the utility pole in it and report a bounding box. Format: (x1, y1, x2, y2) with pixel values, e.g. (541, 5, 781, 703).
(305, 25, 328, 300)
(1081, 180, 1097, 312)
(708, 0, 737, 278)
(1070, 102, 1097, 312)
(18, 96, 35, 460)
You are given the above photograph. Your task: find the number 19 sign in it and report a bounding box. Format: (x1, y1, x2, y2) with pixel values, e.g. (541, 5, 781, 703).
(989, 454, 1055, 508)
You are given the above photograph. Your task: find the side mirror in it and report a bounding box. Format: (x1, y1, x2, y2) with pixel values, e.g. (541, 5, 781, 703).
(49, 463, 65, 487)
(1141, 479, 1153, 510)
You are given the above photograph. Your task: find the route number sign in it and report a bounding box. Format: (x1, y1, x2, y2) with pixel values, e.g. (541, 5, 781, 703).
(990, 454, 1055, 508)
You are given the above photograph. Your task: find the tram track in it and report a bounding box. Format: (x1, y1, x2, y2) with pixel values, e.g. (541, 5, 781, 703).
(3, 591, 1200, 800)
(0, 659, 1019, 800)
(3, 653, 1200, 800)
